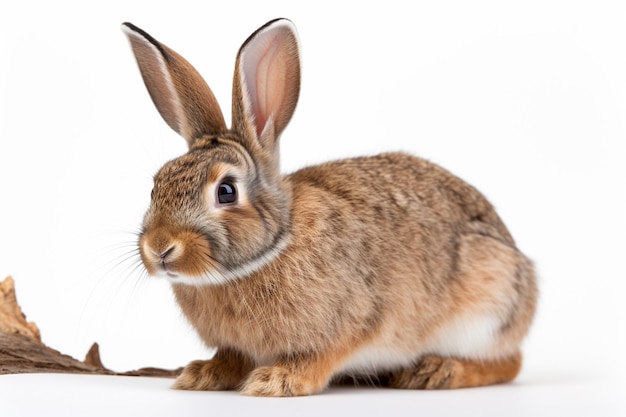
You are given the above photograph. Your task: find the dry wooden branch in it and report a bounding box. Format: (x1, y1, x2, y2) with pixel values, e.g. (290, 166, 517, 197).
(0, 276, 182, 378)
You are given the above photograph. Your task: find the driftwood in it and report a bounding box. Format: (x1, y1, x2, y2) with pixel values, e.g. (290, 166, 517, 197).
(0, 276, 182, 378)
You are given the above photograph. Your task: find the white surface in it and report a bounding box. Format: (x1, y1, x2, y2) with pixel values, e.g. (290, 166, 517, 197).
(0, 0, 625, 414)
(1, 373, 624, 417)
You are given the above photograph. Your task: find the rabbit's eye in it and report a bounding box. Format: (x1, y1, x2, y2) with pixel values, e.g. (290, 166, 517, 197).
(217, 181, 237, 205)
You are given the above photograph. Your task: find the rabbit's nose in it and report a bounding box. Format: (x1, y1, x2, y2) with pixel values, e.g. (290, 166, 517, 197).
(156, 246, 176, 261)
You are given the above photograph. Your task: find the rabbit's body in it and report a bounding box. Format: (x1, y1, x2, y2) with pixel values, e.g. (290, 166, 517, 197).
(172, 152, 534, 380)
(123, 19, 537, 396)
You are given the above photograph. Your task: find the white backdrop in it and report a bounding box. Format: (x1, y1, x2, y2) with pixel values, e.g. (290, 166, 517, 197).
(0, 0, 624, 388)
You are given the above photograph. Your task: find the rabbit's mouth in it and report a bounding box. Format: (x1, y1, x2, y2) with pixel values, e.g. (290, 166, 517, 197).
(165, 270, 179, 279)
(159, 258, 179, 278)
(151, 263, 179, 279)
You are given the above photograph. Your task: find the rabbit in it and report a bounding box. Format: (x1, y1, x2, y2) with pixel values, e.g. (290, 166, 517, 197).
(121, 18, 538, 397)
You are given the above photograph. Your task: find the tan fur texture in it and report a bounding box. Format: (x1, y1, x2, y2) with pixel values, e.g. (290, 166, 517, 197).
(390, 352, 523, 389)
(123, 19, 538, 397)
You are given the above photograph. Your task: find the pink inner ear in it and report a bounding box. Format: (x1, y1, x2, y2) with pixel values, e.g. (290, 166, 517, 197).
(235, 19, 300, 146)
(243, 33, 288, 138)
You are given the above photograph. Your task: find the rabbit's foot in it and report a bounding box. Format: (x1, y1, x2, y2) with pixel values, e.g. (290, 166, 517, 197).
(241, 366, 318, 397)
(390, 353, 521, 389)
(240, 344, 354, 396)
(390, 356, 464, 389)
(172, 349, 253, 391)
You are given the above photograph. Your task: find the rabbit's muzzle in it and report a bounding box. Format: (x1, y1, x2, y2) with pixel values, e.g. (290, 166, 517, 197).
(139, 226, 214, 281)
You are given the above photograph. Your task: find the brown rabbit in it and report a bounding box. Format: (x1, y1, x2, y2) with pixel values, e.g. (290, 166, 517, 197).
(122, 18, 537, 397)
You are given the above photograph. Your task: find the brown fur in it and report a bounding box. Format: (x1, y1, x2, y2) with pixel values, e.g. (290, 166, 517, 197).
(122, 19, 538, 397)
(390, 352, 522, 389)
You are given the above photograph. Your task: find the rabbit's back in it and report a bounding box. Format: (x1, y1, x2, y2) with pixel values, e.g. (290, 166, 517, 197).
(288, 152, 514, 246)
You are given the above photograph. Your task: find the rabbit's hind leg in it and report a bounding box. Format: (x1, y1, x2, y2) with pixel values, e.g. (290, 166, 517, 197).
(389, 352, 522, 389)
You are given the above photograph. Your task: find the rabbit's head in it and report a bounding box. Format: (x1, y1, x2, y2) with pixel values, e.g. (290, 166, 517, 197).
(122, 19, 300, 285)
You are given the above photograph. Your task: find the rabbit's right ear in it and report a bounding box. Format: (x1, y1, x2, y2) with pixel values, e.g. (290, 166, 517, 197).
(231, 19, 301, 155)
(122, 23, 227, 147)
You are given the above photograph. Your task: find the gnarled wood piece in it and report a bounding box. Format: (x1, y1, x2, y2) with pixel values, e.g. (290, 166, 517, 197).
(0, 276, 182, 378)
(0, 276, 41, 342)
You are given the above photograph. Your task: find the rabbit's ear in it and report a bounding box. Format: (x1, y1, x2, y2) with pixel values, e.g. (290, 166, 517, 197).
(232, 19, 301, 151)
(122, 23, 227, 147)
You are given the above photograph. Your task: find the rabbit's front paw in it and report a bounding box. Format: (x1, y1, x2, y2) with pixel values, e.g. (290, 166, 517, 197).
(173, 359, 240, 391)
(241, 366, 316, 397)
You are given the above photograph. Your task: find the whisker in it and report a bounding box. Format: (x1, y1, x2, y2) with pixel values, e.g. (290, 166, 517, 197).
(79, 232, 149, 331)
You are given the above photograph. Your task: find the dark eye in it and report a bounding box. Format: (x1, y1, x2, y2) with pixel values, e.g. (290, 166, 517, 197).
(217, 181, 237, 205)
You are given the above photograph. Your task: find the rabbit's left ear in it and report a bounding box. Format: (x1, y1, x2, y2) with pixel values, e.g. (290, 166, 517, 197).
(231, 19, 301, 151)
(122, 22, 227, 147)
